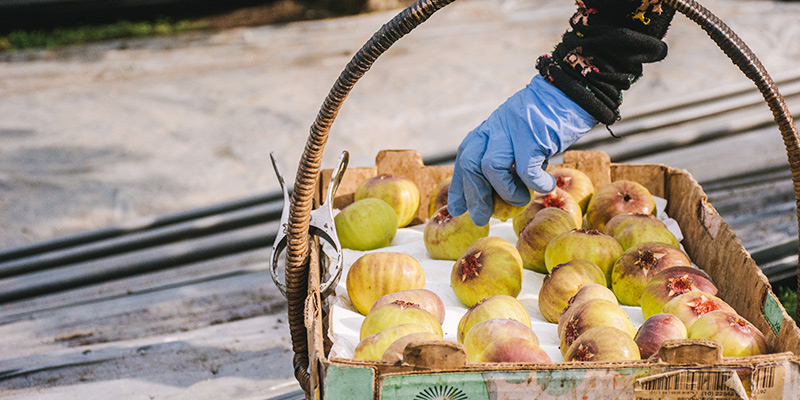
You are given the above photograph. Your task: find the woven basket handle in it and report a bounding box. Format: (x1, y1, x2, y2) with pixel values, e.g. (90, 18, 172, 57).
(283, 0, 800, 395)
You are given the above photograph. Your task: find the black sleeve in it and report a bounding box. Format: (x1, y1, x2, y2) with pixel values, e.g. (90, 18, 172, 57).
(536, 0, 676, 125)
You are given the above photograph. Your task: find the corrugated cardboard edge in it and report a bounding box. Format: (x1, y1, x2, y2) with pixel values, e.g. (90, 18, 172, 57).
(312, 150, 800, 399)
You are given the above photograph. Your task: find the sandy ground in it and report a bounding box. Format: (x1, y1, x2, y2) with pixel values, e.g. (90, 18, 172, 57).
(1, 0, 799, 248)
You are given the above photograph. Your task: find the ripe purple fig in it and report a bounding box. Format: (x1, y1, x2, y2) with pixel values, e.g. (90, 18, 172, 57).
(538, 259, 607, 323)
(492, 191, 528, 221)
(427, 177, 451, 218)
(543, 229, 624, 284)
(355, 174, 420, 228)
(335, 198, 397, 250)
(558, 298, 636, 356)
(354, 324, 432, 361)
(640, 267, 718, 319)
(516, 208, 580, 273)
(451, 236, 523, 307)
(347, 252, 425, 315)
(687, 310, 768, 357)
(611, 242, 692, 306)
(604, 213, 680, 251)
(564, 326, 641, 362)
(463, 318, 539, 362)
(477, 337, 552, 363)
(512, 188, 583, 237)
(360, 300, 443, 340)
(370, 289, 445, 324)
(548, 166, 595, 212)
(457, 295, 531, 343)
(634, 313, 688, 359)
(585, 180, 656, 231)
(424, 206, 489, 260)
(380, 332, 444, 363)
(562, 283, 618, 317)
(661, 291, 735, 330)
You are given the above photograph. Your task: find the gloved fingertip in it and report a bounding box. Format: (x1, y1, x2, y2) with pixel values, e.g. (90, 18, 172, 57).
(469, 209, 491, 227)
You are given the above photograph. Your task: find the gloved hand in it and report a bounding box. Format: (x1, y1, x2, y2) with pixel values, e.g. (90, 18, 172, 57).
(448, 0, 676, 227)
(447, 74, 598, 227)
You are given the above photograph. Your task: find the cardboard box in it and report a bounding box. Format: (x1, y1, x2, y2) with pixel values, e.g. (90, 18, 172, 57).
(306, 150, 800, 399)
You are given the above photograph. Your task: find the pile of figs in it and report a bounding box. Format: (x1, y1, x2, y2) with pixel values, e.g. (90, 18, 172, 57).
(337, 166, 768, 365)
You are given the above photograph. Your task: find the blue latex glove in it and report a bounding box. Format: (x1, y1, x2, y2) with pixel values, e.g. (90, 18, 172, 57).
(448, 74, 598, 226)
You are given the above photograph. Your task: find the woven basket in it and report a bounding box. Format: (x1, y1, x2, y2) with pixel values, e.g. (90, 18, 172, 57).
(281, 0, 800, 396)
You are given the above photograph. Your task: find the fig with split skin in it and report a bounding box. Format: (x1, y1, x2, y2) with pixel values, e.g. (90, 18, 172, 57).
(558, 298, 637, 357)
(424, 206, 489, 260)
(640, 266, 718, 320)
(369, 288, 445, 324)
(512, 188, 583, 237)
(687, 310, 768, 357)
(610, 242, 692, 306)
(585, 180, 656, 231)
(547, 166, 595, 212)
(563, 326, 641, 362)
(450, 236, 523, 307)
(355, 174, 421, 228)
(661, 290, 735, 330)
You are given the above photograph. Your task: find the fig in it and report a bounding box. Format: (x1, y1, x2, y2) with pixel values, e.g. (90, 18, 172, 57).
(424, 206, 489, 260)
(427, 177, 451, 218)
(538, 259, 607, 323)
(562, 283, 618, 316)
(543, 229, 624, 284)
(335, 198, 397, 250)
(558, 298, 637, 356)
(369, 288, 445, 324)
(360, 300, 443, 340)
(380, 332, 444, 363)
(604, 213, 680, 251)
(687, 310, 768, 357)
(353, 324, 431, 361)
(463, 318, 539, 362)
(355, 174, 420, 228)
(564, 326, 641, 362)
(610, 242, 692, 306)
(516, 208, 580, 273)
(477, 337, 552, 363)
(661, 291, 735, 330)
(457, 294, 531, 343)
(634, 313, 688, 359)
(512, 188, 582, 237)
(451, 236, 523, 307)
(492, 191, 528, 221)
(347, 252, 425, 315)
(585, 180, 656, 231)
(640, 267, 718, 319)
(548, 166, 594, 212)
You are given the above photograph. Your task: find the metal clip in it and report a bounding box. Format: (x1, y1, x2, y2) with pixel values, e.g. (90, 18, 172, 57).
(269, 151, 348, 299)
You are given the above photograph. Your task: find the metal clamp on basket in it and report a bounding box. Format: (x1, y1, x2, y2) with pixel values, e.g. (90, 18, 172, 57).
(269, 151, 348, 299)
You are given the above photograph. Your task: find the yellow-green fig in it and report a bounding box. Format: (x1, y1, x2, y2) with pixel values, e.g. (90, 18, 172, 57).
(354, 324, 432, 361)
(335, 198, 397, 250)
(457, 295, 531, 344)
(346, 252, 425, 315)
(424, 206, 489, 260)
(360, 300, 443, 340)
(355, 174, 420, 228)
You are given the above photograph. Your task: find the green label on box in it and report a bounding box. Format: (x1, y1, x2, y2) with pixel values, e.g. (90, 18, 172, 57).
(325, 365, 374, 400)
(381, 372, 489, 400)
(763, 293, 783, 336)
